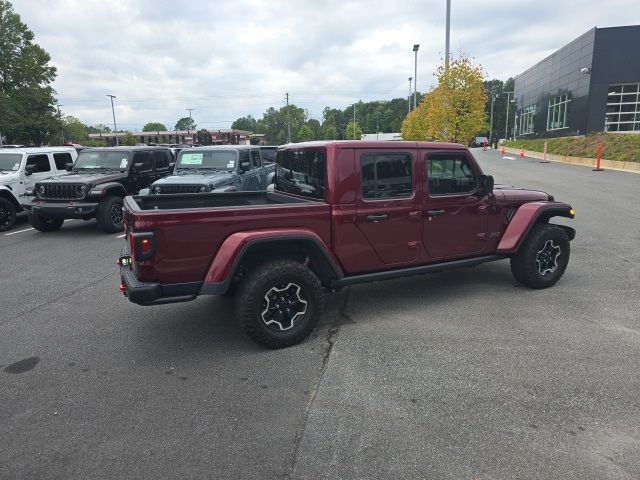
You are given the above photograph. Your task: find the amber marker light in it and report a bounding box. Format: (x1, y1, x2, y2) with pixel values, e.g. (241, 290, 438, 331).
(569, 209, 575, 217)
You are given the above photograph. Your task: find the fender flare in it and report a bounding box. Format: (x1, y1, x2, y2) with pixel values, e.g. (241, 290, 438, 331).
(497, 201, 574, 254)
(0, 185, 21, 208)
(200, 229, 344, 295)
(89, 182, 127, 198)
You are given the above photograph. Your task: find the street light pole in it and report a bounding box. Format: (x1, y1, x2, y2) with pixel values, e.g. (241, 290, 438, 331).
(408, 77, 412, 113)
(57, 103, 64, 145)
(106, 95, 118, 146)
(503, 91, 513, 141)
(489, 92, 496, 144)
(186, 108, 194, 139)
(353, 103, 356, 140)
(413, 44, 420, 109)
(445, 0, 451, 74)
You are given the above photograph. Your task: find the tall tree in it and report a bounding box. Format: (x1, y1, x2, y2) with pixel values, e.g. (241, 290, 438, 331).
(61, 115, 89, 143)
(142, 122, 167, 132)
(345, 121, 363, 140)
(402, 56, 486, 144)
(231, 115, 257, 132)
(174, 117, 196, 131)
(196, 129, 212, 145)
(0, 0, 59, 145)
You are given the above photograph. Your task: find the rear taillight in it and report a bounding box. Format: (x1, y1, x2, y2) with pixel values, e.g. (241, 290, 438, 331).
(130, 232, 156, 261)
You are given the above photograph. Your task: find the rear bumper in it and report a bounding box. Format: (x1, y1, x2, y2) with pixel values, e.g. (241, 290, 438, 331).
(118, 246, 218, 306)
(26, 201, 99, 219)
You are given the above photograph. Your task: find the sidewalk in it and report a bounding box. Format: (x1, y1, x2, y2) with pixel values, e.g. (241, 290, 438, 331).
(500, 146, 640, 174)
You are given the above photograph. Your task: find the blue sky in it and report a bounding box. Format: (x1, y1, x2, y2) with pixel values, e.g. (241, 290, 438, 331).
(12, 0, 640, 131)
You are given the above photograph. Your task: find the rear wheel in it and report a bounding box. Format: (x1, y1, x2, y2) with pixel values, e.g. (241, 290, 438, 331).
(510, 223, 570, 289)
(96, 196, 124, 233)
(29, 213, 64, 232)
(0, 198, 16, 232)
(235, 259, 324, 348)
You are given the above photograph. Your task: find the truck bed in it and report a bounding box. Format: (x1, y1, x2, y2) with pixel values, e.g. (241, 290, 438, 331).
(123, 191, 331, 284)
(130, 191, 310, 211)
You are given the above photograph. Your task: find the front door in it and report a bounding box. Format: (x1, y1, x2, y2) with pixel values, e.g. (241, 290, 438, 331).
(422, 151, 490, 260)
(355, 149, 421, 265)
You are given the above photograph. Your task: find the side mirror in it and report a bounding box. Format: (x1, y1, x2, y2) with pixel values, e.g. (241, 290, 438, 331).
(25, 165, 36, 176)
(240, 161, 251, 173)
(133, 162, 144, 172)
(479, 174, 494, 194)
(65, 163, 74, 172)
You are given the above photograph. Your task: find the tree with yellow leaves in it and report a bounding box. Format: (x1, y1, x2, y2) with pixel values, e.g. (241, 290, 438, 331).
(402, 56, 486, 144)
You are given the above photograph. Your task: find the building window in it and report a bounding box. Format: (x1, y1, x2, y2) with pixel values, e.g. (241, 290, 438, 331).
(519, 105, 536, 135)
(546, 94, 570, 131)
(605, 83, 640, 133)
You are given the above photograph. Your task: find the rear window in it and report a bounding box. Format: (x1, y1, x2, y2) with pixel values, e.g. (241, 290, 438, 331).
(275, 148, 326, 200)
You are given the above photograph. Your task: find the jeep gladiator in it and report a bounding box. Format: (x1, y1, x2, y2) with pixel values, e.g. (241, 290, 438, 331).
(119, 141, 575, 348)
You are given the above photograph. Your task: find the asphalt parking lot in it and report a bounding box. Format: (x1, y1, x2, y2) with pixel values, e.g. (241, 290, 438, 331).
(1, 148, 639, 479)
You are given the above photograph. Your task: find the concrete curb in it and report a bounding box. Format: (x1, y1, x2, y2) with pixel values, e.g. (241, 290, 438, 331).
(501, 147, 640, 175)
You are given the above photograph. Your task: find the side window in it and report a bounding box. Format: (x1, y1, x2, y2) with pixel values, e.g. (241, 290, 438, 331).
(153, 151, 168, 170)
(239, 150, 250, 169)
(360, 153, 412, 199)
(53, 152, 73, 170)
(427, 154, 477, 195)
(251, 149, 261, 168)
(132, 152, 152, 172)
(26, 154, 51, 173)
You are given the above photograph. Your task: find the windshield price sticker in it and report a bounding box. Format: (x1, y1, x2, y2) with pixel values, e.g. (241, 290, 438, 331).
(181, 153, 203, 165)
(120, 159, 128, 168)
(13, 163, 20, 171)
(226, 162, 235, 168)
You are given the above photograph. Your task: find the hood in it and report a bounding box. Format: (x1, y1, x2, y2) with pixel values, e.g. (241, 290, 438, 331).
(38, 171, 126, 186)
(0, 172, 20, 186)
(494, 184, 552, 203)
(153, 171, 235, 188)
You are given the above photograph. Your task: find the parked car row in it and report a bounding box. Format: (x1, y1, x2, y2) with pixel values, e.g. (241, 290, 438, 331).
(0, 145, 277, 233)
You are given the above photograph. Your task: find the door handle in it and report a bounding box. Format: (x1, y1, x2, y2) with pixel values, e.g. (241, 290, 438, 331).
(427, 209, 445, 217)
(366, 214, 388, 222)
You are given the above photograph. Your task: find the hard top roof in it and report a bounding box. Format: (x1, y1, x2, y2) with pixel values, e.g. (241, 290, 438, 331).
(80, 146, 171, 152)
(277, 140, 467, 150)
(0, 146, 76, 154)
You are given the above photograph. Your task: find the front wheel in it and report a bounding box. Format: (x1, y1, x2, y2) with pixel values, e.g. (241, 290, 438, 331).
(29, 213, 64, 232)
(96, 196, 124, 233)
(510, 223, 570, 289)
(235, 259, 324, 349)
(0, 198, 17, 232)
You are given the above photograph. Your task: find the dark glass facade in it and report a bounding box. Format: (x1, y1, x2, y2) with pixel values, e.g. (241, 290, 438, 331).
(513, 25, 640, 139)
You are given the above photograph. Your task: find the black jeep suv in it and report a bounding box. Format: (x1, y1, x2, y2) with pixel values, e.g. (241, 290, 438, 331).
(25, 147, 173, 233)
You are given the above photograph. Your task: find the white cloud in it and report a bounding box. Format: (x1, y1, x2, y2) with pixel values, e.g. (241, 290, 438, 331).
(11, 0, 640, 130)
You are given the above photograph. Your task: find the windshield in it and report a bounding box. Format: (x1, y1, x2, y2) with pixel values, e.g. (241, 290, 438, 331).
(0, 153, 24, 172)
(74, 151, 130, 170)
(176, 150, 237, 170)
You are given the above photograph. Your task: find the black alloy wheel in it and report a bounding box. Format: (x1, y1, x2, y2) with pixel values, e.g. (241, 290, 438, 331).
(510, 223, 570, 289)
(0, 198, 16, 232)
(235, 259, 324, 349)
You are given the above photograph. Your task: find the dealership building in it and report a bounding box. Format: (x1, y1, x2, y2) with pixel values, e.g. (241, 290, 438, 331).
(513, 25, 640, 139)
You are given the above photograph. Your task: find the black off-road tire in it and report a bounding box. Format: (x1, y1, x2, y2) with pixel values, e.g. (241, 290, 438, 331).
(0, 197, 16, 232)
(235, 259, 324, 349)
(28, 213, 64, 232)
(510, 223, 570, 289)
(96, 196, 124, 233)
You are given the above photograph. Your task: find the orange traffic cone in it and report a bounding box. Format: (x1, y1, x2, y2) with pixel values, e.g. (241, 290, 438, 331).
(519, 149, 524, 159)
(500, 146, 505, 155)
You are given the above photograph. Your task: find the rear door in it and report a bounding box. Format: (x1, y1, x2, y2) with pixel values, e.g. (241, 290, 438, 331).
(355, 148, 422, 265)
(421, 150, 490, 259)
(152, 150, 172, 182)
(130, 151, 153, 193)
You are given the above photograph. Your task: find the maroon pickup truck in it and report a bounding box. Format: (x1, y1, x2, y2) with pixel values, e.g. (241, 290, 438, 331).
(119, 141, 575, 348)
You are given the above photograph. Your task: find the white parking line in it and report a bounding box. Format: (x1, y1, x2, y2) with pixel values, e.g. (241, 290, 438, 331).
(4, 227, 34, 236)
(115, 233, 126, 238)
(4, 219, 76, 236)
